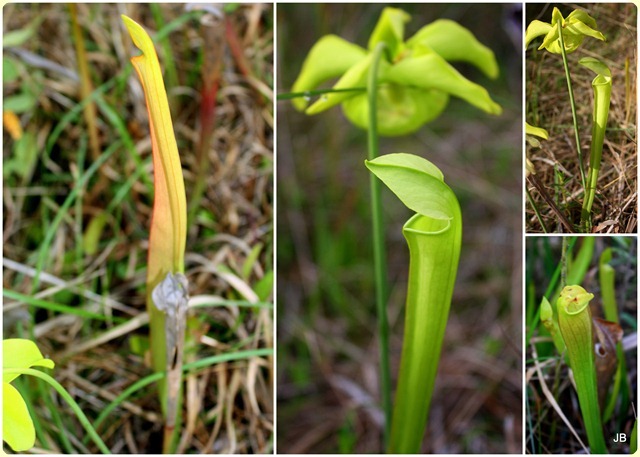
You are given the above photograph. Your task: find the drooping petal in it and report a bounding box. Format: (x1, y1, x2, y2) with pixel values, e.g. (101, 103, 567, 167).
(3, 339, 54, 384)
(367, 7, 410, 59)
(566, 9, 599, 30)
(407, 19, 499, 79)
(3, 382, 35, 451)
(524, 20, 553, 49)
(305, 54, 376, 115)
(291, 35, 367, 111)
(386, 52, 502, 115)
(566, 19, 606, 43)
(525, 122, 549, 139)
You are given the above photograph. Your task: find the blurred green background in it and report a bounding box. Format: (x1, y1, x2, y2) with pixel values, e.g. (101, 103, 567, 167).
(277, 3, 523, 453)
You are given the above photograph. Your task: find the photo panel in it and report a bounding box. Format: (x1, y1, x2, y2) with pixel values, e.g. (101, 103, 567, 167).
(525, 3, 637, 233)
(525, 236, 637, 454)
(277, 3, 523, 453)
(3, 4, 273, 453)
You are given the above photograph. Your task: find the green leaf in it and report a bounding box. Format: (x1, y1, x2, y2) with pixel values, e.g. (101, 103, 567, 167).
(3, 56, 20, 82)
(579, 56, 611, 78)
(3, 382, 35, 451)
(12, 131, 39, 180)
(365, 153, 456, 221)
(367, 7, 410, 59)
(291, 35, 367, 111)
(3, 91, 37, 113)
(254, 270, 274, 302)
(3, 28, 35, 48)
(3, 339, 55, 384)
(556, 286, 607, 454)
(83, 212, 109, 256)
(407, 19, 499, 79)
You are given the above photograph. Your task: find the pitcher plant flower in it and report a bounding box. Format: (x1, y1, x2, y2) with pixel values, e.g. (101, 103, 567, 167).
(525, 7, 605, 54)
(292, 7, 502, 136)
(122, 15, 188, 452)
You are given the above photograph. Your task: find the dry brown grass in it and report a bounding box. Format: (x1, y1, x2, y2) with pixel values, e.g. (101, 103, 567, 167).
(526, 3, 637, 233)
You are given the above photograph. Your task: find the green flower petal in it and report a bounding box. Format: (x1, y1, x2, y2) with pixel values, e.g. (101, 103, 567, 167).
(407, 19, 499, 79)
(367, 7, 410, 59)
(524, 20, 553, 49)
(3, 339, 54, 384)
(566, 20, 606, 43)
(386, 52, 502, 115)
(525, 122, 549, 139)
(291, 34, 367, 111)
(3, 382, 35, 451)
(305, 54, 378, 115)
(566, 9, 599, 29)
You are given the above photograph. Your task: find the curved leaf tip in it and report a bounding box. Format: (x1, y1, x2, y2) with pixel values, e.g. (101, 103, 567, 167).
(365, 153, 458, 221)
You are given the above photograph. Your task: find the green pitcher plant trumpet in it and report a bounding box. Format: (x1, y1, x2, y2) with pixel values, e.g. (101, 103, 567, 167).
(556, 285, 607, 454)
(292, 7, 501, 136)
(579, 57, 612, 229)
(122, 15, 188, 452)
(365, 153, 461, 453)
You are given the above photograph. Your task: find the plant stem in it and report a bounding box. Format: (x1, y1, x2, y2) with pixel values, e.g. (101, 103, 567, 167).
(557, 22, 587, 200)
(4, 368, 111, 454)
(367, 41, 391, 447)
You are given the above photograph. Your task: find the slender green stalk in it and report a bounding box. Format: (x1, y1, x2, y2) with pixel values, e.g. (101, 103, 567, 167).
(4, 368, 111, 454)
(367, 40, 391, 446)
(556, 285, 607, 454)
(557, 21, 586, 195)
